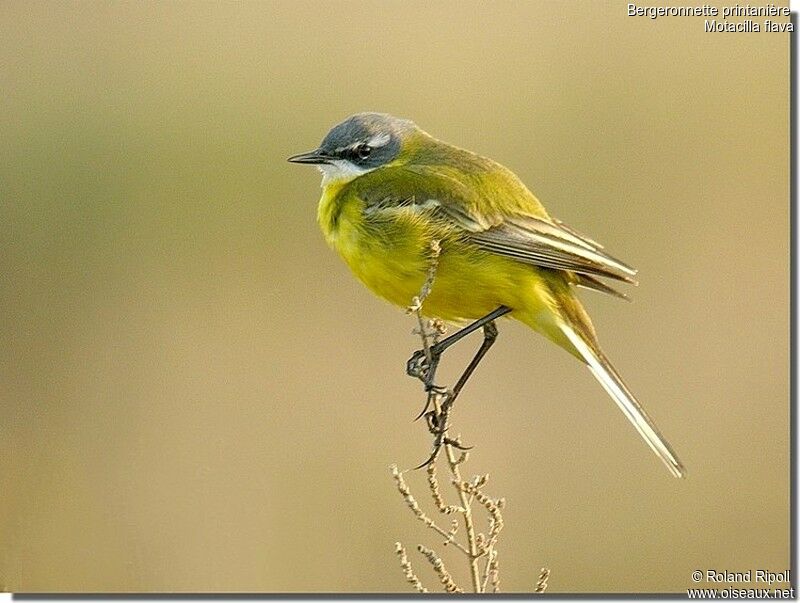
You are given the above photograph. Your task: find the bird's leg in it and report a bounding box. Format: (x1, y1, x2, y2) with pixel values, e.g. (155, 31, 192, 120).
(413, 313, 508, 469)
(420, 320, 500, 429)
(449, 320, 499, 403)
(406, 305, 512, 391)
(425, 306, 511, 374)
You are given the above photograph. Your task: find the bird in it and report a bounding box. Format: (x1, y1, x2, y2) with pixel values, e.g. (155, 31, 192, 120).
(288, 112, 685, 478)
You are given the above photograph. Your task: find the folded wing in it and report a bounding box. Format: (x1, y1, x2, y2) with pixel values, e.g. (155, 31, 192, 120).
(439, 208, 638, 285)
(356, 166, 638, 291)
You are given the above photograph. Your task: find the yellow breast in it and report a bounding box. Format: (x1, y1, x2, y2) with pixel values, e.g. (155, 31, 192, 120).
(316, 181, 552, 324)
(318, 182, 431, 308)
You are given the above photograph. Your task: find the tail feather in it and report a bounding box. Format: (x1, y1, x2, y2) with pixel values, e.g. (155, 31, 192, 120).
(559, 322, 686, 478)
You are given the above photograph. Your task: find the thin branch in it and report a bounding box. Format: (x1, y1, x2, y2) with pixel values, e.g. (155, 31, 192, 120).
(455, 480, 505, 556)
(482, 548, 500, 593)
(390, 464, 470, 556)
(426, 458, 464, 514)
(390, 237, 551, 594)
(432, 396, 483, 593)
(417, 545, 463, 593)
(535, 567, 551, 594)
(394, 542, 428, 593)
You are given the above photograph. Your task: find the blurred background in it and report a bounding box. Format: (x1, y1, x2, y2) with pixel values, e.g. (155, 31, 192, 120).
(1, 1, 790, 594)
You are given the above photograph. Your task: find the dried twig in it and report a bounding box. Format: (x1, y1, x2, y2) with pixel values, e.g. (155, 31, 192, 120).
(394, 542, 428, 593)
(435, 396, 483, 592)
(455, 480, 504, 555)
(426, 462, 463, 515)
(535, 567, 551, 593)
(390, 464, 469, 556)
(391, 238, 548, 593)
(418, 545, 463, 593)
(485, 549, 500, 593)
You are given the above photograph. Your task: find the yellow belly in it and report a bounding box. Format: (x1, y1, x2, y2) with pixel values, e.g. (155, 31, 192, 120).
(318, 187, 556, 325)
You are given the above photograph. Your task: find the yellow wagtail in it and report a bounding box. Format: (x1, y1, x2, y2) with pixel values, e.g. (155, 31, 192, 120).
(289, 112, 684, 478)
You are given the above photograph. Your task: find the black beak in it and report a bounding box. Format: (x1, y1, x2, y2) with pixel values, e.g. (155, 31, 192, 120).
(287, 148, 331, 165)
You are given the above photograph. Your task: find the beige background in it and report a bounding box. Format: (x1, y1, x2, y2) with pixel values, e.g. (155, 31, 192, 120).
(1, 1, 790, 593)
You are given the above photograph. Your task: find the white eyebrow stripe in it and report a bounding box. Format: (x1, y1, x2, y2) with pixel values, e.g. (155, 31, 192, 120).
(367, 132, 391, 148)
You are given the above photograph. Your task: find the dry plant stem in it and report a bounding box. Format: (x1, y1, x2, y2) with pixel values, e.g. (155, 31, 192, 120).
(396, 238, 506, 594)
(535, 567, 551, 593)
(458, 479, 505, 592)
(430, 394, 483, 593)
(456, 481, 504, 554)
(395, 542, 428, 593)
(409, 239, 441, 368)
(426, 463, 463, 515)
(484, 549, 500, 593)
(393, 238, 547, 593)
(390, 465, 470, 556)
(411, 239, 481, 593)
(417, 545, 463, 593)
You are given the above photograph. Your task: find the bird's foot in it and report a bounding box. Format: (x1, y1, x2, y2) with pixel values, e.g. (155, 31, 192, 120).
(406, 346, 444, 391)
(414, 430, 473, 469)
(405, 349, 427, 380)
(413, 396, 472, 469)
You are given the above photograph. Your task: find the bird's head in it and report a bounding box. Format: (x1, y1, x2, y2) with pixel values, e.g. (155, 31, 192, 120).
(288, 112, 418, 185)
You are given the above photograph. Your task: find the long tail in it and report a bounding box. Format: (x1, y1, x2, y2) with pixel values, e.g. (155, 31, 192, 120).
(558, 321, 686, 478)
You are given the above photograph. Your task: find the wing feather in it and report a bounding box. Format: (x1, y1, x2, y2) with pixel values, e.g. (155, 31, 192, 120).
(574, 274, 631, 301)
(438, 207, 638, 284)
(354, 166, 637, 289)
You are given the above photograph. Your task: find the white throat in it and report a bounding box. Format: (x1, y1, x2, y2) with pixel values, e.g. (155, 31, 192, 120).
(318, 160, 374, 187)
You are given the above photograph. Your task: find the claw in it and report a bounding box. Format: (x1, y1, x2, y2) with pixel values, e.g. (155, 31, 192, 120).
(406, 346, 444, 390)
(414, 385, 451, 421)
(444, 437, 473, 451)
(414, 393, 434, 421)
(407, 307, 511, 473)
(406, 349, 427, 379)
(427, 384, 450, 396)
(424, 410, 445, 434)
(414, 441, 443, 469)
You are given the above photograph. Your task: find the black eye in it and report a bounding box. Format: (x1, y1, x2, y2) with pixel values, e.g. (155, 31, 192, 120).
(356, 144, 372, 160)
